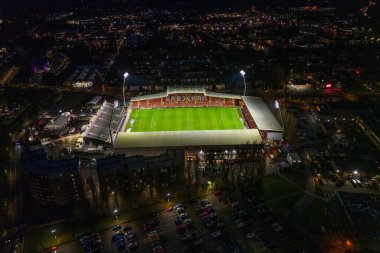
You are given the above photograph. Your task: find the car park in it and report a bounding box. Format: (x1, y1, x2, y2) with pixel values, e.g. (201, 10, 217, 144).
(80, 233, 104, 253)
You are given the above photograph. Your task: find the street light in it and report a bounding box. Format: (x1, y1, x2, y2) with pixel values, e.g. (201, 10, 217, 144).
(51, 228, 56, 239)
(166, 192, 171, 203)
(240, 70, 246, 96)
(123, 72, 129, 107)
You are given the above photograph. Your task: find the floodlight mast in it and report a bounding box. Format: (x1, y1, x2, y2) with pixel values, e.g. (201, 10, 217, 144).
(275, 100, 284, 132)
(240, 70, 246, 96)
(123, 72, 129, 107)
(108, 100, 119, 145)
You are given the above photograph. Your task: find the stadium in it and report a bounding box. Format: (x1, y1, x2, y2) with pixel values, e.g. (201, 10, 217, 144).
(107, 86, 283, 155)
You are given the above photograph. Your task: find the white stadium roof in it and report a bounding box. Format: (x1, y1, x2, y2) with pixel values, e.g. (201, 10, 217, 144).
(114, 129, 262, 149)
(242, 96, 283, 132)
(131, 86, 241, 101)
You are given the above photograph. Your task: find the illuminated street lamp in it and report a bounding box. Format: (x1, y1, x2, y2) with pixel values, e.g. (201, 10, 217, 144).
(240, 70, 246, 96)
(123, 72, 129, 107)
(51, 228, 56, 240)
(166, 192, 171, 203)
(353, 170, 358, 175)
(113, 209, 119, 219)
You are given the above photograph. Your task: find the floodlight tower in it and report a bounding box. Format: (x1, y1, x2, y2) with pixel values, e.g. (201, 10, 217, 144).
(240, 70, 246, 96)
(108, 100, 119, 145)
(275, 100, 284, 131)
(123, 72, 129, 107)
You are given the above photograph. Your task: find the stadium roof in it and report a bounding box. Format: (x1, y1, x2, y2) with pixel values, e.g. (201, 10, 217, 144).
(242, 96, 283, 132)
(130, 86, 241, 101)
(114, 129, 262, 149)
(84, 101, 125, 142)
(167, 86, 205, 94)
(130, 92, 167, 102)
(205, 91, 241, 99)
(87, 95, 102, 105)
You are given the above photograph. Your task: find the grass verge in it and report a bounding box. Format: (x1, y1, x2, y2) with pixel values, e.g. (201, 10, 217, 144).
(300, 198, 327, 233)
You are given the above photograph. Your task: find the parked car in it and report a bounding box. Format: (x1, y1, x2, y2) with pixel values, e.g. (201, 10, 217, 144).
(211, 230, 222, 238)
(112, 224, 122, 231)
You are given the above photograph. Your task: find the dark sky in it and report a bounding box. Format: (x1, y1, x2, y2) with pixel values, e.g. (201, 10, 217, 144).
(0, 0, 368, 13)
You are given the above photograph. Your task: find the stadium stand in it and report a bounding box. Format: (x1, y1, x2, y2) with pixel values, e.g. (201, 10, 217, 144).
(84, 101, 125, 143)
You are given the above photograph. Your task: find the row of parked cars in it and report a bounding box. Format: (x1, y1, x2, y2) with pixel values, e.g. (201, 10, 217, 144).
(351, 178, 362, 188)
(111, 224, 138, 252)
(80, 233, 104, 253)
(170, 203, 203, 251)
(144, 212, 169, 253)
(198, 196, 241, 253)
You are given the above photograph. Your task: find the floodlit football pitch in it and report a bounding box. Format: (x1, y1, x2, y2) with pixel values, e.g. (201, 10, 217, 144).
(125, 107, 244, 132)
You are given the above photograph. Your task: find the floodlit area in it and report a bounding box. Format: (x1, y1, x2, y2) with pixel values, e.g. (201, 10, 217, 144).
(125, 107, 244, 132)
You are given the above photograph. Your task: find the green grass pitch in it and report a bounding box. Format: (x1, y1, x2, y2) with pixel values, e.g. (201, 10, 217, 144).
(126, 107, 244, 132)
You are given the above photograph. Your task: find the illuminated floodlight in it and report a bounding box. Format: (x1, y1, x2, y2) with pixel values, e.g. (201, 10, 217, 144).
(353, 170, 358, 175)
(122, 72, 129, 107)
(275, 100, 280, 109)
(240, 70, 246, 76)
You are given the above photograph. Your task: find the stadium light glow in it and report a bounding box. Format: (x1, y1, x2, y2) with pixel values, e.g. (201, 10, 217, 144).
(275, 100, 280, 109)
(275, 99, 284, 131)
(240, 70, 246, 96)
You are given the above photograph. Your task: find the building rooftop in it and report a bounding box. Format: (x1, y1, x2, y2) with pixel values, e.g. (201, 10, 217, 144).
(21, 149, 79, 176)
(114, 129, 262, 149)
(130, 86, 241, 101)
